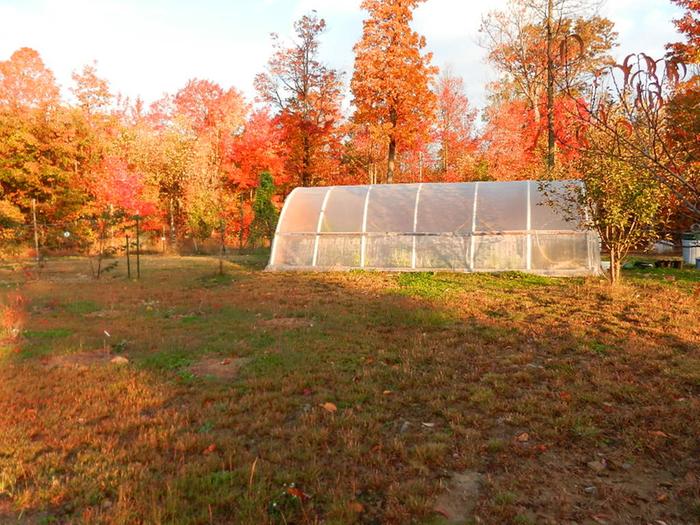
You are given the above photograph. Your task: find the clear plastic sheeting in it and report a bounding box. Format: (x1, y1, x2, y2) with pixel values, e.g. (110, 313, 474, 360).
(268, 181, 601, 275)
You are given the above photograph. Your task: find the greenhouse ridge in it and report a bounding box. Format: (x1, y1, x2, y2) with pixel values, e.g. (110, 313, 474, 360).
(268, 181, 601, 275)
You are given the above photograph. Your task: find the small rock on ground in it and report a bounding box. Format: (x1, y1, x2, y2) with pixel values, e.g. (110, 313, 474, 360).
(433, 471, 482, 524)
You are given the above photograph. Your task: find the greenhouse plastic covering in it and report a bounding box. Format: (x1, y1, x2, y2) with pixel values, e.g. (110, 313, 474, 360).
(267, 181, 601, 275)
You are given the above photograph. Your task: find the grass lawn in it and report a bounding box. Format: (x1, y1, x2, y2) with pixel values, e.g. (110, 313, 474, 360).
(1, 253, 699, 524)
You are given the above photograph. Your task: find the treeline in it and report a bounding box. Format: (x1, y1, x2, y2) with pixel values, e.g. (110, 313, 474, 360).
(0, 0, 697, 261)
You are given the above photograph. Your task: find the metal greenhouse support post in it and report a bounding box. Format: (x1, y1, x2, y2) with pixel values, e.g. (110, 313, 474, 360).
(526, 181, 532, 271)
(312, 188, 333, 267)
(360, 186, 373, 268)
(411, 184, 423, 269)
(470, 183, 479, 270)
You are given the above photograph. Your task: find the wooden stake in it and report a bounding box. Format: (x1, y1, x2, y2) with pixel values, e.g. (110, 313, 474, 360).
(31, 198, 40, 265)
(135, 216, 141, 280)
(126, 235, 131, 279)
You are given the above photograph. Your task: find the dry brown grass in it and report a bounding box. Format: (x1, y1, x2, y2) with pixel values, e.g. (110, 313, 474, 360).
(0, 254, 698, 524)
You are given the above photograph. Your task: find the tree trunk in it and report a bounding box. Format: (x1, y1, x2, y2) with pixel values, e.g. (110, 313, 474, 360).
(609, 247, 621, 285)
(169, 197, 177, 249)
(219, 218, 226, 276)
(443, 142, 449, 174)
(546, 0, 556, 173)
(238, 193, 245, 249)
(387, 138, 396, 184)
(301, 134, 311, 187)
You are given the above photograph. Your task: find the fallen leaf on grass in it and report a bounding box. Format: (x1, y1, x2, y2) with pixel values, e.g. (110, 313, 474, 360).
(287, 486, 310, 502)
(203, 443, 217, 455)
(320, 402, 337, 413)
(382, 390, 392, 395)
(558, 391, 572, 401)
(516, 432, 530, 442)
(656, 492, 669, 503)
(648, 430, 670, 438)
(348, 501, 365, 513)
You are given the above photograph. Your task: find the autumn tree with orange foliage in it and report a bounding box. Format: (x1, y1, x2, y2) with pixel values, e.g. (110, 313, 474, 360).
(433, 70, 478, 180)
(256, 13, 343, 188)
(480, 0, 617, 176)
(0, 48, 90, 252)
(0, 47, 59, 112)
(226, 109, 288, 245)
(667, 0, 700, 63)
(351, 0, 437, 184)
(174, 79, 248, 254)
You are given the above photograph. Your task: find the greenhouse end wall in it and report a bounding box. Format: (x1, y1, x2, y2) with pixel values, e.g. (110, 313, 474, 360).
(267, 181, 601, 276)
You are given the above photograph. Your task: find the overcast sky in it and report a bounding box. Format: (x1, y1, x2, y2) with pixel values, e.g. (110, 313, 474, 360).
(0, 0, 684, 113)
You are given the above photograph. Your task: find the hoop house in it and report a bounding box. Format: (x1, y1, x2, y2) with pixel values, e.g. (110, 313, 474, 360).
(267, 181, 601, 275)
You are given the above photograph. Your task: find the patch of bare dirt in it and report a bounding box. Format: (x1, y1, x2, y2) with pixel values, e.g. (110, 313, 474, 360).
(258, 317, 313, 329)
(434, 471, 483, 523)
(40, 350, 125, 369)
(189, 357, 250, 380)
(83, 310, 122, 319)
(495, 451, 700, 524)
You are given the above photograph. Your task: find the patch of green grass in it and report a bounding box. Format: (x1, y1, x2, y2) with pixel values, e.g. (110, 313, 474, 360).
(669, 358, 700, 387)
(589, 340, 611, 355)
(468, 324, 518, 344)
(23, 328, 72, 340)
(226, 248, 271, 271)
(245, 351, 307, 378)
(494, 491, 518, 506)
(138, 349, 197, 372)
(396, 273, 458, 299)
(513, 513, 537, 525)
(470, 271, 567, 292)
(372, 304, 455, 330)
(64, 300, 101, 315)
(486, 438, 506, 453)
(216, 306, 256, 323)
(197, 421, 214, 434)
(569, 415, 603, 441)
(194, 273, 240, 289)
(470, 386, 496, 407)
(624, 260, 700, 291)
(248, 332, 276, 351)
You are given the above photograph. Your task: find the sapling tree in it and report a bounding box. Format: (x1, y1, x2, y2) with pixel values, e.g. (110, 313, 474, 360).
(549, 123, 669, 284)
(248, 172, 279, 247)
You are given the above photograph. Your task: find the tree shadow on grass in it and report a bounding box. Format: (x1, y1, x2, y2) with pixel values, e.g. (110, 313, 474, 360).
(0, 264, 699, 524)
